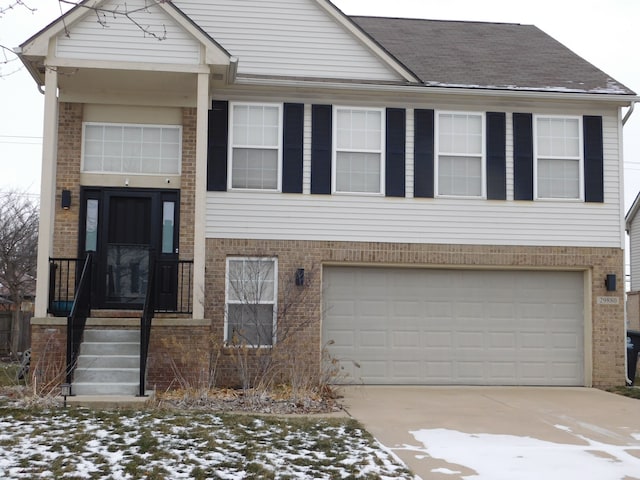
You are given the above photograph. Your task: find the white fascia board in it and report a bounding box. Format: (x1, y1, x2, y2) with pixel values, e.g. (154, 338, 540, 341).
(48, 57, 211, 74)
(235, 75, 640, 105)
(314, 0, 420, 84)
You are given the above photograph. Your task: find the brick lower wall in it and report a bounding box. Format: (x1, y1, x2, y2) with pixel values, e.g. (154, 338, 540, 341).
(206, 239, 626, 388)
(30, 324, 67, 395)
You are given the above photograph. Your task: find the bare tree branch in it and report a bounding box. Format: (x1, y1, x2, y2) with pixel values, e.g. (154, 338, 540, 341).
(0, 0, 169, 77)
(0, 191, 38, 354)
(0, 0, 36, 17)
(58, 0, 168, 40)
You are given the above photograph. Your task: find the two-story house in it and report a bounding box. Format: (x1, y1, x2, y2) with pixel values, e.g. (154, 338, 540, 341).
(20, 0, 636, 395)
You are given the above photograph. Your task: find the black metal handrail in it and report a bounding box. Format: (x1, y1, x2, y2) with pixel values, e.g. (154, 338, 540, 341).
(155, 259, 194, 314)
(49, 258, 83, 316)
(66, 253, 93, 387)
(139, 253, 157, 397)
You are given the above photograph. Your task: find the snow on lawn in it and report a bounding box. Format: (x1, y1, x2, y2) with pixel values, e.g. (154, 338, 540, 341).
(0, 408, 414, 479)
(409, 425, 640, 480)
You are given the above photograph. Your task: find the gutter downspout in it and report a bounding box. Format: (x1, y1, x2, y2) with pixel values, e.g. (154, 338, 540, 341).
(623, 101, 636, 126)
(623, 101, 636, 385)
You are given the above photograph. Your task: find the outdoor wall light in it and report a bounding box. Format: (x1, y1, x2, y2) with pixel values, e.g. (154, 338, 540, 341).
(295, 268, 305, 286)
(605, 274, 617, 292)
(60, 383, 71, 407)
(61, 189, 71, 210)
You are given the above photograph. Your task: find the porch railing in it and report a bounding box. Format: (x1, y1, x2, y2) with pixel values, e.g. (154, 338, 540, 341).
(66, 253, 93, 387)
(139, 254, 156, 397)
(48, 255, 193, 396)
(49, 258, 84, 317)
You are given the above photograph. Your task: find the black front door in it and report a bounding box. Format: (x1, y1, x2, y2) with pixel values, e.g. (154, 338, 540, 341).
(80, 188, 179, 310)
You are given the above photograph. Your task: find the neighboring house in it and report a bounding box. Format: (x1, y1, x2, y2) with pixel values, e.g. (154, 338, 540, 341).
(19, 0, 637, 394)
(626, 192, 640, 331)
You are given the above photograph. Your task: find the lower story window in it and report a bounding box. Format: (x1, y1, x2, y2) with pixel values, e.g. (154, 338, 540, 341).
(225, 257, 277, 346)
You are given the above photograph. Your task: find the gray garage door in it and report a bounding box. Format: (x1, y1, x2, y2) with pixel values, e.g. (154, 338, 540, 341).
(323, 267, 584, 386)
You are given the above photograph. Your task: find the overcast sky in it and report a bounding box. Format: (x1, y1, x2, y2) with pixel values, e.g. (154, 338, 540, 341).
(1, 0, 638, 206)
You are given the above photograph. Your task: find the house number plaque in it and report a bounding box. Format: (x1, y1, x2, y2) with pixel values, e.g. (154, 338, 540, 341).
(597, 296, 620, 305)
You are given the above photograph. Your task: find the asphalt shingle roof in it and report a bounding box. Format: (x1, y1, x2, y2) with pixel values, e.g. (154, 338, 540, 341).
(352, 16, 635, 95)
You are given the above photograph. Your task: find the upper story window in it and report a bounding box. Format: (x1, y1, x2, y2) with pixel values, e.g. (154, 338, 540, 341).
(535, 116, 583, 200)
(436, 112, 485, 198)
(333, 107, 385, 194)
(229, 103, 282, 191)
(83, 123, 181, 175)
(225, 257, 277, 347)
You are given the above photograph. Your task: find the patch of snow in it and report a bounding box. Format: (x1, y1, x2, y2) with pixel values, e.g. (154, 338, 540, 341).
(410, 428, 640, 480)
(431, 467, 462, 474)
(554, 424, 572, 432)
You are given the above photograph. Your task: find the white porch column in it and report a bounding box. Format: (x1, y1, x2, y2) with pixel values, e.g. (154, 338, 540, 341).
(192, 72, 209, 319)
(34, 67, 59, 317)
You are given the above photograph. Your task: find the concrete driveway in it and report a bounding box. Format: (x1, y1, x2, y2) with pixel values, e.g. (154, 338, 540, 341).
(341, 386, 640, 480)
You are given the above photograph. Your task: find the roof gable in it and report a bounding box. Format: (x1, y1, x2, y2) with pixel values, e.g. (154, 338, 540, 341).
(174, 0, 416, 83)
(19, 0, 231, 83)
(352, 16, 635, 95)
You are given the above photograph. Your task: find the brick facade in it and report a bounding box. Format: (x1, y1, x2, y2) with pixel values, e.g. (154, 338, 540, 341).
(206, 238, 626, 388)
(53, 102, 83, 258)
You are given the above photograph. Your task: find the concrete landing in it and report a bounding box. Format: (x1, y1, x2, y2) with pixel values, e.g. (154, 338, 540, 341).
(62, 391, 155, 409)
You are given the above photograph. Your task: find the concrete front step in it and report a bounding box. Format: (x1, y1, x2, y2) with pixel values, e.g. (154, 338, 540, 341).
(80, 342, 140, 356)
(83, 329, 140, 343)
(63, 392, 155, 408)
(74, 367, 139, 384)
(72, 382, 140, 396)
(77, 354, 139, 369)
(74, 328, 142, 396)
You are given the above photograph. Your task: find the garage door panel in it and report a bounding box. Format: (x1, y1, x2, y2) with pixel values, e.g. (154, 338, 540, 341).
(393, 331, 421, 347)
(323, 267, 584, 386)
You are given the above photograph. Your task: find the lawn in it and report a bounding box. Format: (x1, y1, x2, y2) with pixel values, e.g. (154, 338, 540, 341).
(0, 405, 414, 479)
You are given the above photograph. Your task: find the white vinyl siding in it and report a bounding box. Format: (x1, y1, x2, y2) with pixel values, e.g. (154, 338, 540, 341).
(229, 103, 282, 191)
(206, 192, 622, 248)
(56, 0, 201, 65)
(82, 123, 182, 175)
(225, 257, 278, 347)
(436, 112, 485, 198)
(323, 267, 585, 386)
(534, 116, 584, 200)
(176, 0, 401, 81)
(205, 100, 622, 249)
(333, 107, 385, 194)
(630, 217, 640, 291)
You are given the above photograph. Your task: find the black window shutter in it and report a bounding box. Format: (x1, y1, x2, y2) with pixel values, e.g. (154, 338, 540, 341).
(282, 103, 304, 193)
(386, 108, 406, 197)
(513, 113, 534, 201)
(414, 109, 435, 198)
(207, 100, 228, 191)
(311, 105, 332, 195)
(583, 115, 604, 203)
(486, 112, 506, 200)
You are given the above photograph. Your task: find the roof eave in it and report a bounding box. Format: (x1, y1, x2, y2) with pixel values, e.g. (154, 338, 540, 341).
(626, 191, 640, 231)
(234, 75, 640, 102)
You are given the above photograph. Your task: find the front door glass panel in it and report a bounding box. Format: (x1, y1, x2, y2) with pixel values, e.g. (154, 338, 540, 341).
(105, 196, 152, 305)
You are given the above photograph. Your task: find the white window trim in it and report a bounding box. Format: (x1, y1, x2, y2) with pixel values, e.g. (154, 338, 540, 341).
(331, 105, 386, 196)
(227, 102, 283, 192)
(224, 256, 278, 347)
(81, 122, 183, 176)
(434, 111, 486, 199)
(533, 114, 584, 201)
